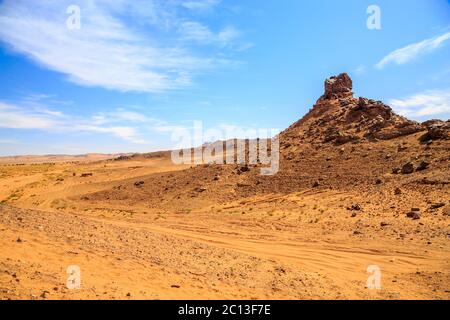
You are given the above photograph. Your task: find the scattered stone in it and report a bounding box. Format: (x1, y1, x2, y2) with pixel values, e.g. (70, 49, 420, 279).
(171, 285, 181, 288)
(416, 161, 430, 171)
(375, 178, 382, 185)
(80, 173, 93, 178)
(194, 187, 207, 193)
(406, 211, 421, 220)
(274, 266, 286, 274)
(16, 237, 23, 243)
(312, 181, 320, 188)
(430, 203, 445, 210)
(353, 230, 362, 235)
(237, 183, 251, 188)
(394, 188, 402, 195)
(419, 121, 450, 142)
(380, 222, 389, 227)
(443, 206, 450, 216)
(134, 181, 145, 187)
(237, 166, 250, 174)
(401, 162, 414, 174)
(411, 208, 420, 212)
(392, 167, 401, 174)
(348, 204, 362, 211)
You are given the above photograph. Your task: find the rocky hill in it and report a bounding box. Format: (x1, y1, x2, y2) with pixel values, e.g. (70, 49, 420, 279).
(80, 73, 449, 212)
(282, 73, 448, 147)
(1, 73, 449, 300)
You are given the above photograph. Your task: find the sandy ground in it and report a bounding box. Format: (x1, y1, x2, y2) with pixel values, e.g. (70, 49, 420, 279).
(0, 136, 449, 300)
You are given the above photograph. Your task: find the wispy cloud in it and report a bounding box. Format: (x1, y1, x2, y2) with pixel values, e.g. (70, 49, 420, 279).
(91, 109, 161, 125)
(389, 90, 450, 118)
(179, 21, 240, 47)
(0, 101, 150, 144)
(0, 139, 19, 144)
(76, 125, 148, 144)
(0, 0, 246, 93)
(354, 65, 367, 75)
(0, 102, 57, 129)
(376, 32, 450, 69)
(181, 0, 221, 12)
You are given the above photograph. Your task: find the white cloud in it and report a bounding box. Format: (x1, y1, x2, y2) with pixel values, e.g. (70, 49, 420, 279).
(217, 26, 241, 45)
(76, 125, 148, 144)
(0, 101, 150, 144)
(151, 125, 190, 134)
(91, 109, 161, 125)
(0, 0, 244, 93)
(0, 102, 57, 129)
(389, 90, 450, 118)
(179, 21, 214, 42)
(376, 32, 450, 69)
(181, 0, 221, 12)
(179, 21, 240, 47)
(354, 65, 366, 75)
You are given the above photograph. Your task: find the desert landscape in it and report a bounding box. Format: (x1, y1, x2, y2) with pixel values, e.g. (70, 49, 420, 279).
(1, 74, 449, 300)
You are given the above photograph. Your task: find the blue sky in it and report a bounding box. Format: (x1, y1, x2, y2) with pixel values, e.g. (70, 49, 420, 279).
(0, 0, 449, 156)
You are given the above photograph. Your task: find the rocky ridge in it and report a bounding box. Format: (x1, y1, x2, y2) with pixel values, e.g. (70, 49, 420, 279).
(282, 73, 448, 147)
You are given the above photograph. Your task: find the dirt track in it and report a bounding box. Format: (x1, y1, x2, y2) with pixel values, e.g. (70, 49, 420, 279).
(0, 149, 449, 299)
(1, 78, 449, 300)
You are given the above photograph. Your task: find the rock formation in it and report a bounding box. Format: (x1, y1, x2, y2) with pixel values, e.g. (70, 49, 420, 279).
(420, 120, 450, 142)
(282, 73, 429, 146)
(323, 73, 353, 99)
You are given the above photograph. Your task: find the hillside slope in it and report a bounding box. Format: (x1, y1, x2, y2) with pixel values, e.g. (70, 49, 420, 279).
(1, 74, 449, 300)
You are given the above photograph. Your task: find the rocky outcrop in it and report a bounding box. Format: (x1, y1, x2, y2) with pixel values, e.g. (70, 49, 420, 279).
(323, 73, 353, 99)
(281, 73, 426, 146)
(419, 120, 450, 142)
